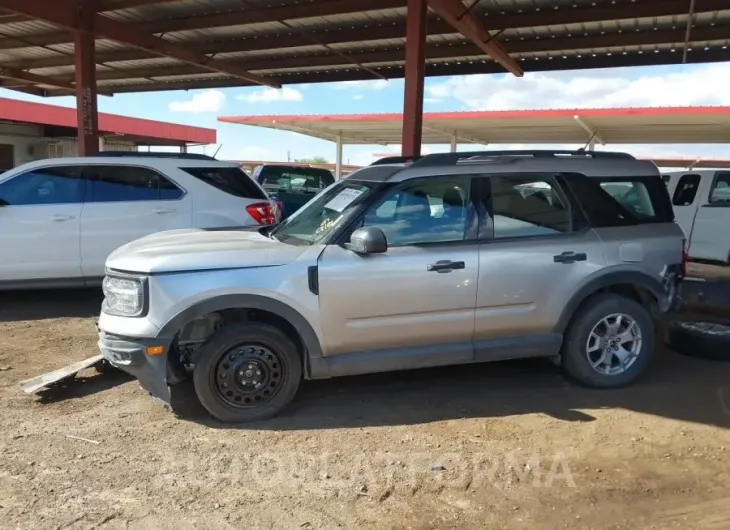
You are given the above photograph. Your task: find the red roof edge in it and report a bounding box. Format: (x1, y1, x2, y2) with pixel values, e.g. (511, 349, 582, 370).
(0, 97, 216, 144)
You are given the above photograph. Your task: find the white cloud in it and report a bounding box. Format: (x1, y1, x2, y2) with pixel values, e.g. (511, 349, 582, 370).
(237, 87, 303, 103)
(334, 79, 390, 91)
(352, 94, 364, 100)
(168, 90, 226, 113)
(426, 64, 730, 110)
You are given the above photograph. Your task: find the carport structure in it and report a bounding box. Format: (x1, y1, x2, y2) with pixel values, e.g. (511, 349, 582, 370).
(0, 1, 728, 158)
(219, 106, 730, 176)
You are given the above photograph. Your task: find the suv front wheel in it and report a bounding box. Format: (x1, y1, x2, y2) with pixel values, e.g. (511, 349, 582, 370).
(193, 323, 302, 422)
(561, 293, 655, 388)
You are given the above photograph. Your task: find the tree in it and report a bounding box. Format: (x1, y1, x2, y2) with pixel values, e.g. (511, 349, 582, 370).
(295, 156, 329, 164)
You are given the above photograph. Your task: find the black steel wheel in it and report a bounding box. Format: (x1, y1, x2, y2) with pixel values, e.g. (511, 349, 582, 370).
(193, 323, 301, 422)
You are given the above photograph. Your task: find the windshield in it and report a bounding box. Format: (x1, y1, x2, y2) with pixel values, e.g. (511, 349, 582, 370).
(270, 180, 378, 245)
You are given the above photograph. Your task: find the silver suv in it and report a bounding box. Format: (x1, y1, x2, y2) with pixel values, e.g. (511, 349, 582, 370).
(98, 150, 685, 422)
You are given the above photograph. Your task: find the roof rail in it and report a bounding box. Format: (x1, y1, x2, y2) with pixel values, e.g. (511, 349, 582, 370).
(86, 151, 217, 161)
(409, 150, 635, 167)
(370, 155, 423, 166)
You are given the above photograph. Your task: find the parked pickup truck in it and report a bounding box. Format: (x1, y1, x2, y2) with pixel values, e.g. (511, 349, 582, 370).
(662, 170, 730, 263)
(253, 164, 335, 219)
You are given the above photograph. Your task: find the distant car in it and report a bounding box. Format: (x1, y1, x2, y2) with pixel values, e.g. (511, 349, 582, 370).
(0, 152, 278, 289)
(662, 170, 730, 263)
(253, 164, 335, 219)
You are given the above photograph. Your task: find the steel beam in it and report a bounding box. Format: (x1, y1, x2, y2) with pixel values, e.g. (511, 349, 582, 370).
(0, 65, 75, 91)
(401, 0, 427, 158)
(0, 0, 279, 88)
(49, 47, 730, 96)
(50, 23, 730, 83)
(428, 0, 522, 76)
(75, 1, 99, 156)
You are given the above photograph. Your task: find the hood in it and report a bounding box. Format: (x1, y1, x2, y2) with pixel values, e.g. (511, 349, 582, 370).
(105, 228, 308, 274)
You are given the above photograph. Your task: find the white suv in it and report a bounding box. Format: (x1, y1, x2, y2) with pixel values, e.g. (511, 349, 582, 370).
(0, 152, 278, 289)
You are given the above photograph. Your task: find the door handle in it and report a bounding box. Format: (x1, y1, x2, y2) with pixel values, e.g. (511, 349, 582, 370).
(427, 260, 466, 272)
(553, 251, 587, 264)
(50, 214, 75, 222)
(153, 207, 176, 214)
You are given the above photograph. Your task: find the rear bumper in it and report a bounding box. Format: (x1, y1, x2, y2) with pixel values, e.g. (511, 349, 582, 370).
(98, 331, 171, 406)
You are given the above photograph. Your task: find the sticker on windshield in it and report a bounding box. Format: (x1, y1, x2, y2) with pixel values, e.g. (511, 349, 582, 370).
(324, 188, 364, 212)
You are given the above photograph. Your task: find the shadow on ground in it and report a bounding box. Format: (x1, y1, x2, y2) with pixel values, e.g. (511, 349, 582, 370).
(35, 368, 133, 404)
(0, 288, 102, 322)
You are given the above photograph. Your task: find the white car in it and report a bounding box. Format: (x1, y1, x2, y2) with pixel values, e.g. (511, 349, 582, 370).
(662, 170, 730, 263)
(0, 153, 278, 289)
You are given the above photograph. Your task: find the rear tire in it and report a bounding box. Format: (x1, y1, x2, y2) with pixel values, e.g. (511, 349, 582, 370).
(193, 323, 301, 422)
(561, 293, 655, 388)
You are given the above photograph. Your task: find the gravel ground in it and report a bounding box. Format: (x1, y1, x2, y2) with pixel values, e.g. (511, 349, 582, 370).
(1, 281, 729, 530)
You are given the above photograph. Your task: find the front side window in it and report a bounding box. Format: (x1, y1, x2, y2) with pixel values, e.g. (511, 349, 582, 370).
(87, 165, 183, 202)
(0, 166, 84, 206)
(709, 172, 730, 205)
(363, 176, 471, 246)
(270, 180, 377, 245)
(480, 176, 571, 239)
(672, 174, 701, 206)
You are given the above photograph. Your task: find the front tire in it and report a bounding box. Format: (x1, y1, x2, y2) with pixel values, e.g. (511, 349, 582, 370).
(193, 323, 302, 422)
(561, 293, 655, 388)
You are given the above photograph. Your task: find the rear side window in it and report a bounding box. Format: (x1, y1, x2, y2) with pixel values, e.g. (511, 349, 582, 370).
(672, 174, 701, 206)
(181, 166, 266, 200)
(258, 166, 334, 194)
(567, 174, 674, 227)
(709, 172, 730, 205)
(86, 165, 184, 202)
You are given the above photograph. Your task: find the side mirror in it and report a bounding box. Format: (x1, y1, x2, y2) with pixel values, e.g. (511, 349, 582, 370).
(0, 198, 7, 207)
(345, 226, 387, 254)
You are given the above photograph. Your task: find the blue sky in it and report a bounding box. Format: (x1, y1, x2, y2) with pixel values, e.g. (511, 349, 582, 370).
(2, 61, 730, 166)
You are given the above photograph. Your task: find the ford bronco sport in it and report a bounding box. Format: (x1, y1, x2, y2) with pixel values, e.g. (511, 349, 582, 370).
(98, 150, 684, 422)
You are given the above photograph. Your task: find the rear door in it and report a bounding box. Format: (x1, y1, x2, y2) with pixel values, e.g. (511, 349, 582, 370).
(0, 165, 85, 282)
(79, 164, 191, 278)
(473, 174, 605, 356)
(688, 171, 730, 262)
(669, 173, 702, 238)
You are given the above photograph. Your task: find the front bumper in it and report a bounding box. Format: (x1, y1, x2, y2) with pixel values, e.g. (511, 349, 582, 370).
(98, 331, 172, 406)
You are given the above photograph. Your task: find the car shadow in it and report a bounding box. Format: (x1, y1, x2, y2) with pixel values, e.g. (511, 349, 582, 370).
(0, 288, 103, 322)
(170, 344, 730, 432)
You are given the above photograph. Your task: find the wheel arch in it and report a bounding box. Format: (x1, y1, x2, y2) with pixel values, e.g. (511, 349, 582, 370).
(156, 294, 323, 371)
(554, 271, 669, 334)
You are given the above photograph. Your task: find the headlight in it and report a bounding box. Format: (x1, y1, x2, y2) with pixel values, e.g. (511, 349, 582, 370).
(102, 276, 144, 316)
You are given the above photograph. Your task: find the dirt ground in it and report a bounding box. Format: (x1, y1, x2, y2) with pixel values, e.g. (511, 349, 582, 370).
(1, 278, 730, 530)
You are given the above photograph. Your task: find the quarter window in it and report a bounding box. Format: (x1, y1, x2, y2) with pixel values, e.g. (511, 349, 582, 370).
(86, 165, 184, 202)
(709, 172, 730, 205)
(0, 166, 84, 206)
(363, 176, 471, 246)
(672, 174, 701, 206)
(480, 176, 571, 239)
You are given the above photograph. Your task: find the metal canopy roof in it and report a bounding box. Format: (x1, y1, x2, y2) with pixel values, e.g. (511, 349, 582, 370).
(218, 106, 730, 146)
(0, 0, 729, 96)
(0, 95, 215, 144)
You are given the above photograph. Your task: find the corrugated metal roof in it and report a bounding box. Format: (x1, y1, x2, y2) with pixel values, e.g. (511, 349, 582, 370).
(1, 0, 728, 96)
(218, 106, 730, 146)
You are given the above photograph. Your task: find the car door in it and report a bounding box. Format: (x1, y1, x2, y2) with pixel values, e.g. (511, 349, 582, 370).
(0, 165, 84, 282)
(473, 174, 605, 359)
(317, 175, 479, 365)
(669, 173, 702, 239)
(79, 164, 192, 278)
(688, 171, 730, 262)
